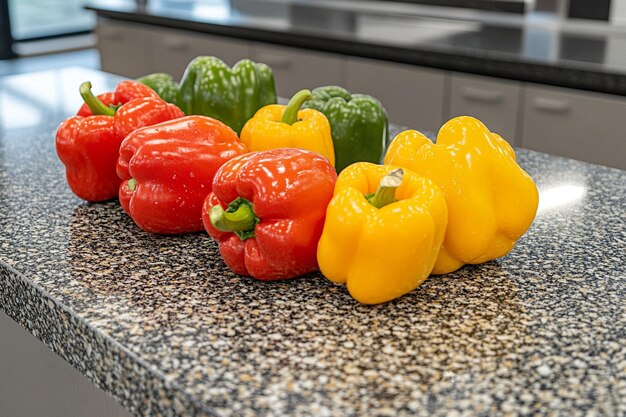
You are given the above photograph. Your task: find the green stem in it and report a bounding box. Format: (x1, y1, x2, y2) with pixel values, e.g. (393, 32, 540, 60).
(79, 81, 115, 116)
(210, 197, 259, 240)
(127, 178, 137, 191)
(280, 89, 312, 125)
(366, 168, 404, 209)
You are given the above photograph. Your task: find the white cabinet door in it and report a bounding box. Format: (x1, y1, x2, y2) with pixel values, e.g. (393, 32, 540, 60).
(521, 85, 626, 170)
(345, 57, 447, 132)
(153, 29, 252, 80)
(96, 19, 154, 78)
(252, 43, 344, 98)
(449, 73, 521, 145)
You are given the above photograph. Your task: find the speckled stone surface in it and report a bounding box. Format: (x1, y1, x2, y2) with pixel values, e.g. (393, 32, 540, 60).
(1, 68, 625, 417)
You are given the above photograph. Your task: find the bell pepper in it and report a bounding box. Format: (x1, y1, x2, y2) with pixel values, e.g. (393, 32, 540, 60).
(76, 80, 159, 116)
(384, 116, 539, 274)
(177, 56, 277, 134)
(303, 85, 388, 173)
(317, 163, 447, 304)
(56, 81, 184, 202)
(239, 89, 335, 166)
(117, 115, 247, 234)
(137, 73, 179, 105)
(202, 148, 337, 280)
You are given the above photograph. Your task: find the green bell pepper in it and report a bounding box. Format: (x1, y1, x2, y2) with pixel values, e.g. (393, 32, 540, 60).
(177, 56, 277, 134)
(303, 86, 389, 173)
(137, 73, 179, 105)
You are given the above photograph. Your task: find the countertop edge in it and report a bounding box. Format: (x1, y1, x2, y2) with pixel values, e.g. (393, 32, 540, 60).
(1, 66, 625, 417)
(0, 260, 219, 417)
(87, 6, 626, 97)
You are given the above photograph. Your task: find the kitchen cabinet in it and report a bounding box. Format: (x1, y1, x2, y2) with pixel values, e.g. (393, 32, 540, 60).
(0, 312, 130, 417)
(251, 43, 344, 98)
(98, 19, 251, 79)
(152, 28, 251, 80)
(97, 19, 154, 78)
(346, 57, 447, 133)
(93, 18, 626, 169)
(448, 73, 522, 145)
(521, 85, 626, 170)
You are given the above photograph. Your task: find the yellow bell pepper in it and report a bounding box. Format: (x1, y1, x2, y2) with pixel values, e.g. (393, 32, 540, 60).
(317, 162, 448, 304)
(240, 89, 335, 166)
(384, 116, 539, 275)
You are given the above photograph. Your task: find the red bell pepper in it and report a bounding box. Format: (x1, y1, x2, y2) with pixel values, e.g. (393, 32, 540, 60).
(117, 115, 247, 234)
(202, 148, 337, 281)
(76, 80, 158, 116)
(56, 81, 184, 202)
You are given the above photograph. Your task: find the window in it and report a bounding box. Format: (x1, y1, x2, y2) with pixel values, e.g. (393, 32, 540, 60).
(9, 0, 95, 41)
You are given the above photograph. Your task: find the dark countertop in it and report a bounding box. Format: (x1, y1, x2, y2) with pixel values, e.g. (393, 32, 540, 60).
(85, 0, 626, 96)
(1, 68, 625, 417)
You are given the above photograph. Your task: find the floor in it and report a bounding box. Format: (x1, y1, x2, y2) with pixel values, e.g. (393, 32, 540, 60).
(0, 49, 100, 77)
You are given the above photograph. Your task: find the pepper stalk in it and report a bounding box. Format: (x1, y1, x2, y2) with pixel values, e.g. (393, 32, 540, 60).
(366, 168, 404, 208)
(210, 197, 259, 240)
(79, 81, 118, 116)
(281, 89, 312, 125)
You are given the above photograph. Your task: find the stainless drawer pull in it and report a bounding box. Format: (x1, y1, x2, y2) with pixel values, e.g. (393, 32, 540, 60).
(255, 53, 292, 69)
(461, 86, 503, 103)
(532, 97, 571, 114)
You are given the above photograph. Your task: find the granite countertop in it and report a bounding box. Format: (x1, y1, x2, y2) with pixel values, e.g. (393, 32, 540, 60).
(86, 0, 626, 96)
(1, 67, 625, 417)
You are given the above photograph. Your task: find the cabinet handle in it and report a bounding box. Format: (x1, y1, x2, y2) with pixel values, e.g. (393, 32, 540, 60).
(162, 38, 189, 51)
(461, 86, 503, 104)
(532, 97, 571, 114)
(255, 53, 292, 69)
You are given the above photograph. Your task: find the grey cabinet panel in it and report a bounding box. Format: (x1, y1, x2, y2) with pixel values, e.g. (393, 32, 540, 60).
(153, 29, 252, 80)
(97, 20, 252, 80)
(449, 73, 521, 145)
(521, 85, 626, 170)
(252, 43, 344, 98)
(345, 57, 446, 132)
(94, 19, 625, 171)
(97, 19, 153, 78)
(0, 312, 131, 417)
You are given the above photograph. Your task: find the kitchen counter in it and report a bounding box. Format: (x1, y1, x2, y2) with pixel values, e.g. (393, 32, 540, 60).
(86, 0, 626, 96)
(1, 68, 625, 417)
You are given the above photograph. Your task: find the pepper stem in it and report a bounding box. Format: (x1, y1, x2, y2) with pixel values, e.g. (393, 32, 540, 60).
(127, 178, 137, 191)
(366, 168, 404, 209)
(79, 81, 116, 116)
(280, 89, 312, 125)
(210, 197, 259, 240)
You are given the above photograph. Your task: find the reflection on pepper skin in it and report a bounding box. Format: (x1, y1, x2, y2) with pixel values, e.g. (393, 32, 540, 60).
(385, 116, 539, 274)
(317, 163, 448, 304)
(203, 148, 337, 281)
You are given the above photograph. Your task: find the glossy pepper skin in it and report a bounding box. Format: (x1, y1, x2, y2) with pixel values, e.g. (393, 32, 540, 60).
(202, 148, 337, 281)
(385, 116, 539, 274)
(303, 86, 388, 173)
(137, 73, 179, 105)
(117, 116, 247, 234)
(317, 163, 447, 304)
(177, 56, 277, 134)
(56, 82, 184, 202)
(240, 89, 335, 166)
